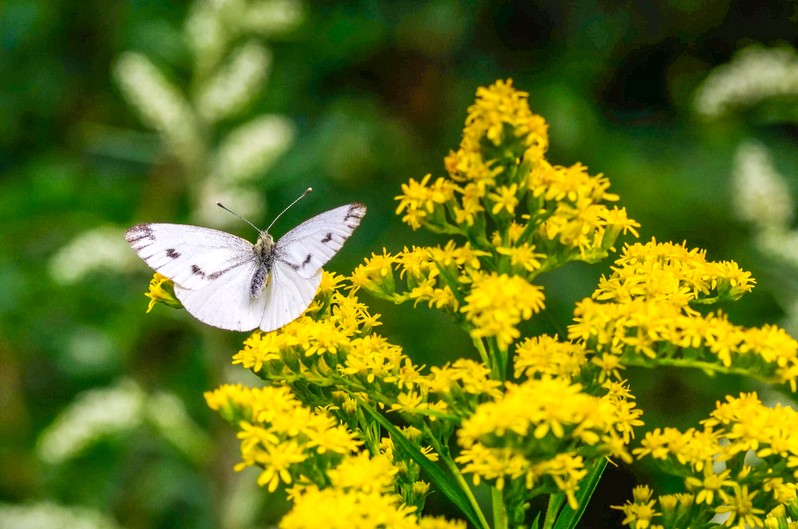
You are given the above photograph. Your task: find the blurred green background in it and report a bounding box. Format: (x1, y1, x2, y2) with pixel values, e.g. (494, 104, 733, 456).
(2, 1, 798, 527)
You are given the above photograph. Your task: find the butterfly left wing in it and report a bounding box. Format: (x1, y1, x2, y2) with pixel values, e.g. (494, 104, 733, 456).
(258, 262, 323, 332)
(273, 203, 366, 278)
(173, 259, 270, 332)
(125, 223, 255, 290)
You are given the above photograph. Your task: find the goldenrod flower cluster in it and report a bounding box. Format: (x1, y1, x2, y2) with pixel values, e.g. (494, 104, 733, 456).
(384, 80, 639, 352)
(205, 384, 361, 492)
(457, 377, 638, 508)
(616, 393, 798, 529)
(570, 239, 798, 390)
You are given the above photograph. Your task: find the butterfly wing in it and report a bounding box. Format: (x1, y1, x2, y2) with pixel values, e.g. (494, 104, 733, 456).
(258, 263, 322, 332)
(173, 261, 268, 332)
(126, 223, 265, 331)
(273, 203, 366, 278)
(125, 223, 255, 290)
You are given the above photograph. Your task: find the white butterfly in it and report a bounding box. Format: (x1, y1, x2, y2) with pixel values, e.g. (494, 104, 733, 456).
(125, 195, 366, 332)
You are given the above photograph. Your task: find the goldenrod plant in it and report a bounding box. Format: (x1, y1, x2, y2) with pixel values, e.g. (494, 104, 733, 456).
(148, 80, 798, 529)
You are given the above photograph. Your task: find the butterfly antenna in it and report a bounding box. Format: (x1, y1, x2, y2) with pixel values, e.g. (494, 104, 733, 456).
(266, 187, 313, 232)
(216, 202, 262, 234)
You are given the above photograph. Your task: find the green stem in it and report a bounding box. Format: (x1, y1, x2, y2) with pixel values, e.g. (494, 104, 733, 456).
(423, 424, 491, 529)
(483, 336, 507, 383)
(473, 337, 491, 369)
(492, 487, 508, 529)
(620, 356, 781, 385)
(542, 494, 565, 529)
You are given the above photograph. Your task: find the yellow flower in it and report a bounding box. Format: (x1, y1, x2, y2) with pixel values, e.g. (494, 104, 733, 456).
(341, 333, 406, 385)
(280, 487, 418, 529)
(428, 359, 503, 400)
(466, 79, 549, 152)
(326, 452, 397, 494)
(395, 174, 456, 230)
(716, 485, 765, 529)
(488, 184, 519, 215)
(612, 485, 659, 529)
(461, 272, 545, 350)
(456, 378, 636, 499)
(513, 335, 587, 381)
(398, 246, 437, 281)
(496, 242, 543, 273)
(419, 516, 467, 529)
(453, 242, 489, 270)
(144, 272, 181, 312)
(204, 383, 258, 423)
(350, 250, 397, 296)
(685, 467, 734, 505)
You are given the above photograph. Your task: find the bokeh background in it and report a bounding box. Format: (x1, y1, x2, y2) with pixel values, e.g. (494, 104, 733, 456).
(2, 1, 798, 527)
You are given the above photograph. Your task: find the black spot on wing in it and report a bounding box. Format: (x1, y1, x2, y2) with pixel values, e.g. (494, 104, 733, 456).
(303, 253, 312, 266)
(166, 248, 181, 259)
(190, 259, 254, 282)
(321, 233, 333, 244)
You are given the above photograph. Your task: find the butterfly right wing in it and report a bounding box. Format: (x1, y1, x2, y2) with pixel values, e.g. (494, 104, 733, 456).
(125, 223, 255, 290)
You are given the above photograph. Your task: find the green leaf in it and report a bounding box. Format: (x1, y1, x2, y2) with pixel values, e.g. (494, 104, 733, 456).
(359, 401, 487, 529)
(552, 458, 608, 529)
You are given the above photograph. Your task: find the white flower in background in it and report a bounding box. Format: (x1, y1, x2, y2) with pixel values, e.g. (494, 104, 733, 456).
(196, 41, 272, 124)
(147, 392, 213, 463)
(193, 182, 263, 228)
(694, 46, 798, 118)
(37, 380, 210, 465)
(212, 115, 295, 185)
(186, 0, 302, 75)
(114, 52, 200, 162)
(731, 140, 794, 230)
(50, 226, 138, 285)
(63, 326, 118, 376)
(0, 502, 123, 529)
(731, 141, 798, 268)
(114, 0, 303, 233)
(185, 0, 226, 74)
(757, 229, 798, 269)
(37, 380, 145, 464)
(242, 0, 303, 35)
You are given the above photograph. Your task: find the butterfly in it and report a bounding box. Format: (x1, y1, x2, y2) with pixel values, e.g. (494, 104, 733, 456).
(125, 192, 366, 332)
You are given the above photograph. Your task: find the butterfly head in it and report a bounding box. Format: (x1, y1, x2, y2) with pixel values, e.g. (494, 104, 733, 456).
(254, 231, 275, 259)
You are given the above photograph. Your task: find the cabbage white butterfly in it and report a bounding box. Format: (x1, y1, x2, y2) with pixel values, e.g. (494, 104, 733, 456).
(125, 189, 366, 332)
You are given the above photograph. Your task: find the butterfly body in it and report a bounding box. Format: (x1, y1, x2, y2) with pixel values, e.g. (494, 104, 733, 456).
(126, 202, 366, 332)
(250, 232, 275, 298)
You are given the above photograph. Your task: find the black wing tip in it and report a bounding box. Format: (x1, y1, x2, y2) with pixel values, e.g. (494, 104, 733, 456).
(347, 202, 367, 219)
(125, 223, 154, 243)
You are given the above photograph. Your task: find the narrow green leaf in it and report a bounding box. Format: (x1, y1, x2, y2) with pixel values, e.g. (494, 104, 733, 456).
(552, 458, 608, 529)
(359, 401, 486, 529)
